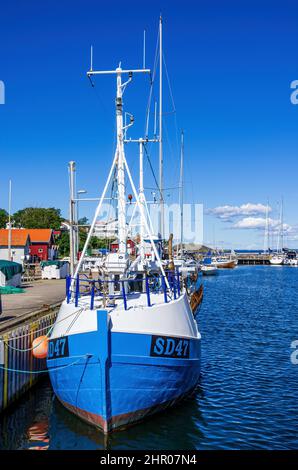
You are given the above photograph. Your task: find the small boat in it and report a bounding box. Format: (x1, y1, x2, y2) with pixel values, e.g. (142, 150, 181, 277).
(201, 265, 218, 276)
(211, 257, 237, 269)
(269, 255, 284, 265)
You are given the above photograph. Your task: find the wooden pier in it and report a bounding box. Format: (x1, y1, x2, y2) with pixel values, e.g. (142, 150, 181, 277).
(236, 254, 271, 265)
(0, 280, 65, 413)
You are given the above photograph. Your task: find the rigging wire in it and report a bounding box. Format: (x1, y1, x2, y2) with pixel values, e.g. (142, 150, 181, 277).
(144, 26, 160, 137)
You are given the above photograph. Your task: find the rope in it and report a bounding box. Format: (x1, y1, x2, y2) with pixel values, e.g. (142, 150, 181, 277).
(143, 143, 162, 199)
(144, 25, 160, 137)
(2, 307, 84, 351)
(0, 355, 92, 375)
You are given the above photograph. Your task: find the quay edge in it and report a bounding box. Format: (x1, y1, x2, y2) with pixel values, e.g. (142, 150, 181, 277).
(0, 303, 59, 414)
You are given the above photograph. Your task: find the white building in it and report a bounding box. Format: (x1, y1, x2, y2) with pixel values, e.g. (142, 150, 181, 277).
(93, 219, 118, 239)
(0, 229, 30, 265)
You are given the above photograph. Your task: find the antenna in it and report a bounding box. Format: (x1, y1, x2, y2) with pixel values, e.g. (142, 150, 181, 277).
(90, 45, 93, 72)
(143, 30, 146, 69)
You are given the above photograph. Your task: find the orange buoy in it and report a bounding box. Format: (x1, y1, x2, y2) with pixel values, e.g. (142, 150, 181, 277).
(32, 336, 48, 359)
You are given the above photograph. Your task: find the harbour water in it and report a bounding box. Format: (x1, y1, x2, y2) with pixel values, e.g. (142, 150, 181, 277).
(0, 265, 297, 450)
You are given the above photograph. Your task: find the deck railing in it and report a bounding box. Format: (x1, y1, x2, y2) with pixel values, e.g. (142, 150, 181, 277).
(65, 271, 183, 311)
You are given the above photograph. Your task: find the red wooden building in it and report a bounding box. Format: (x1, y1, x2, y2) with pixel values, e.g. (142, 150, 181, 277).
(26, 229, 57, 261)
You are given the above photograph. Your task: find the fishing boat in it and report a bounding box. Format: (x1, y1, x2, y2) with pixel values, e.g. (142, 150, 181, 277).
(45, 20, 202, 433)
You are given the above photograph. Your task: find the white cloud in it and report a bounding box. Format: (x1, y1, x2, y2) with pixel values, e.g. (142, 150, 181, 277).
(232, 217, 292, 233)
(207, 203, 271, 220)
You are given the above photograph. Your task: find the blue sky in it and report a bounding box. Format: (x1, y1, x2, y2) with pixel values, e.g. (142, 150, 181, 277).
(0, 0, 297, 248)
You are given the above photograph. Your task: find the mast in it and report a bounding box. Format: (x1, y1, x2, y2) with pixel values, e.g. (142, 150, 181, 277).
(139, 138, 145, 260)
(68, 161, 76, 276)
(71, 57, 171, 287)
(159, 15, 164, 240)
(179, 131, 184, 257)
(8, 179, 12, 261)
(115, 68, 127, 255)
(263, 201, 270, 254)
(281, 197, 284, 251)
(276, 202, 281, 253)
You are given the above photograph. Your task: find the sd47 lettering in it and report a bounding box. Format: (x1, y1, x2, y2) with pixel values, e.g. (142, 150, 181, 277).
(48, 336, 69, 359)
(150, 335, 190, 359)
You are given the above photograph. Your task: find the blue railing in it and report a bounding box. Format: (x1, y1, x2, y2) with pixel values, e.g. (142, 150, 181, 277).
(65, 270, 183, 311)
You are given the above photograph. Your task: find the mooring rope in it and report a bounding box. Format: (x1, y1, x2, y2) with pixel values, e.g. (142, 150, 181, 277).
(1, 307, 84, 352)
(0, 354, 92, 374)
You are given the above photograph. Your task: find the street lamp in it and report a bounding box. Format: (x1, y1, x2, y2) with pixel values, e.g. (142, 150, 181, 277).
(77, 189, 87, 258)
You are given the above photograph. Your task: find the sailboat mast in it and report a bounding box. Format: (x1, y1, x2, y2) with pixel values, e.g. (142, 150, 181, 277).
(159, 15, 164, 240)
(276, 201, 281, 253)
(263, 201, 269, 254)
(116, 68, 127, 255)
(179, 131, 184, 256)
(8, 179, 12, 261)
(281, 197, 284, 251)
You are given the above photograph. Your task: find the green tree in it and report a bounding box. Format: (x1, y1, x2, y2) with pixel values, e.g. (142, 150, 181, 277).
(57, 231, 70, 257)
(78, 217, 89, 226)
(13, 207, 62, 229)
(0, 209, 8, 228)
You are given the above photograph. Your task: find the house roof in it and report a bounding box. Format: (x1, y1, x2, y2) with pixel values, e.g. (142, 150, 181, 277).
(25, 229, 53, 243)
(0, 228, 53, 247)
(0, 229, 30, 247)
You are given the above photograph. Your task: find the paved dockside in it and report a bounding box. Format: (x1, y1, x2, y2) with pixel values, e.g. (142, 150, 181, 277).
(0, 279, 65, 326)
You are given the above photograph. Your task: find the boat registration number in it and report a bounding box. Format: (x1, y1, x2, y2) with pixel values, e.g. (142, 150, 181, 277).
(48, 336, 69, 359)
(150, 335, 190, 359)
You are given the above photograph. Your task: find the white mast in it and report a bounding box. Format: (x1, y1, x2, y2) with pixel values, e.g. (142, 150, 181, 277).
(115, 67, 127, 255)
(263, 201, 270, 254)
(179, 131, 184, 257)
(71, 58, 170, 287)
(139, 138, 145, 260)
(76, 65, 149, 274)
(276, 202, 281, 253)
(281, 197, 284, 251)
(159, 15, 164, 240)
(8, 179, 12, 261)
(68, 161, 76, 276)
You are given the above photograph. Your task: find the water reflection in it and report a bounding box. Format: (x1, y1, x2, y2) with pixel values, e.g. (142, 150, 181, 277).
(51, 386, 205, 450)
(0, 379, 52, 450)
(27, 420, 50, 450)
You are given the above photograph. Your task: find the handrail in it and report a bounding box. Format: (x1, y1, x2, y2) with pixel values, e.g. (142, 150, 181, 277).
(65, 271, 183, 311)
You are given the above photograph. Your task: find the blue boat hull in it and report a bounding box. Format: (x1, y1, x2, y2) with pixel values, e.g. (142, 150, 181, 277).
(47, 310, 201, 433)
